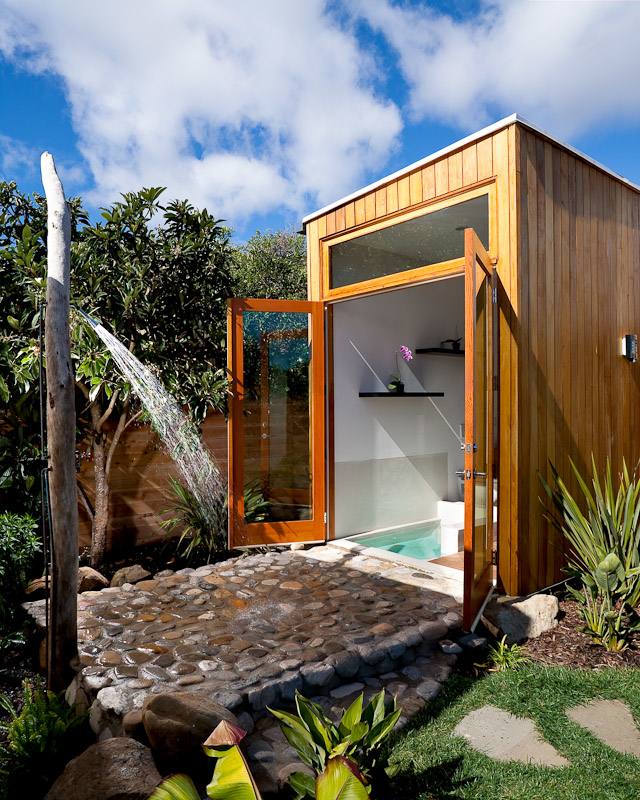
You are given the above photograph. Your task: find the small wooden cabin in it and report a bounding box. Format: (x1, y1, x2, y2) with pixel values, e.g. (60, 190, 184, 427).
(227, 114, 640, 627)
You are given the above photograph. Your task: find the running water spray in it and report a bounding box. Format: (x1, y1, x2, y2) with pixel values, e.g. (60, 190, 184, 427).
(78, 310, 226, 534)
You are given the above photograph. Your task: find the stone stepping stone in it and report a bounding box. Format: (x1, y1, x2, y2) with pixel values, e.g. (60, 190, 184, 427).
(453, 705, 569, 767)
(566, 699, 640, 757)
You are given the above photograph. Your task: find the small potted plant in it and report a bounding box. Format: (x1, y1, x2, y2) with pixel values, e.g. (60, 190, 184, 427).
(388, 345, 413, 393)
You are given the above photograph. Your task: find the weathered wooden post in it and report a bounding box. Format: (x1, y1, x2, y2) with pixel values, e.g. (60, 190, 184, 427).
(41, 152, 79, 690)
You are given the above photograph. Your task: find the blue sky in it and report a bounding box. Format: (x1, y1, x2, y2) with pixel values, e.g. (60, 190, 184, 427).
(1, 1, 640, 240)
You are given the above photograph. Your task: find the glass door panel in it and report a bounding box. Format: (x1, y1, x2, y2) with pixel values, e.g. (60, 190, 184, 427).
(228, 299, 325, 546)
(463, 229, 496, 629)
(242, 311, 312, 523)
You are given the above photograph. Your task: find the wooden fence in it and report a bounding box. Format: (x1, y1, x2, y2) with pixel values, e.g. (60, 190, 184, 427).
(77, 412, 228, 554)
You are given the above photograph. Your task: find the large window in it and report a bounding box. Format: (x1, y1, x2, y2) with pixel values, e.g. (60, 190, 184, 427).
(330, 194, 489, 290)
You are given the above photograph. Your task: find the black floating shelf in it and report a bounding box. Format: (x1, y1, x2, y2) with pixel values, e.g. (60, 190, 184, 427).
(359, 391, 445, 398)
(415, 347, 465, 357)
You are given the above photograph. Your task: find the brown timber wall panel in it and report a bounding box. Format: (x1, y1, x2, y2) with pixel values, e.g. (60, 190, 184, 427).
(77, 413, 227, 553)
(517, 127, 640, 592)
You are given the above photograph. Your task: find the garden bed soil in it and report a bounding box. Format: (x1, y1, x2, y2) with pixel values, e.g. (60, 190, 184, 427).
(523, 599, 640, 669)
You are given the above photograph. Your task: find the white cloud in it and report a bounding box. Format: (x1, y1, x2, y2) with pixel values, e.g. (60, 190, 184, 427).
(0, 133, 88, 191)
(356, 0, 640, 137)
(0, 134, 36, 179)
(0, 1, 401, 222)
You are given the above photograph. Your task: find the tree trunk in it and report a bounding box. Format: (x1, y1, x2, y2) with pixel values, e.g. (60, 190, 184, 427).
(41, 152, 79, 691)
(90, 404, 109, 567)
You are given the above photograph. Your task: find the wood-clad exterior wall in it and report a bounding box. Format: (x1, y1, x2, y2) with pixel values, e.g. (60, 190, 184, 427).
(516, 125, 640, 593)
(77, 413, 227, 553)
(305, 124, 523, 595)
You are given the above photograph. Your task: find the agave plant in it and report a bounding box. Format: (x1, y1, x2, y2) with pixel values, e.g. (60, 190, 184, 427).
(269, 690, 401, 798)
(541, 457, 640, 650)
(541, 456, 640, 605)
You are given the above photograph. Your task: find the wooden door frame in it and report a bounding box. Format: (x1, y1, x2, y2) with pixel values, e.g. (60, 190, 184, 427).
(319, 182, 497, 303)
(227, 298, 326, 547)
(324, 271, 467, 543)
(462, 229, 496, 629)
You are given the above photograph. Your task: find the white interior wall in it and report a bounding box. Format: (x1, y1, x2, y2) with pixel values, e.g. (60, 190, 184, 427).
(332, 277, 465, 538)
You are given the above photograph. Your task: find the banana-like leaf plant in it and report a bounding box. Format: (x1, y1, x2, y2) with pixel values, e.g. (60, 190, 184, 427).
(148, 720, 261, 800)
(269, 690, 400, 799)
(316, 757, 369, 800)
(203, 720, 262, 799)
(148, 774, 200, 800)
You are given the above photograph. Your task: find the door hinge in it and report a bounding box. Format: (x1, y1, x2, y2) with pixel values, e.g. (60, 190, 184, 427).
(491, 549, 497, 566)
(324, 512, 327, 524)
(492, 286, 497, 305)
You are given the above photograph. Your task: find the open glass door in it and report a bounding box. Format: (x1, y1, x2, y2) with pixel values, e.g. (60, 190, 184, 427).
(463, 229, 496, 629)
(227, 299, 326, 547)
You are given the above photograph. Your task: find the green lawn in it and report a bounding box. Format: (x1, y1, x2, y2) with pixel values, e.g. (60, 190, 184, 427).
(388, 665, 640, 800)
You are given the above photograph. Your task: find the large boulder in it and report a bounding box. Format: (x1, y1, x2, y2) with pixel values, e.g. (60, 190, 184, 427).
(78, 566, 110, 592)
(111, 564, 152, 588)
(46, 737, 161, 800)
(482, 593, 559, 643)
(142, 691, 238, 763)
(26, 567, 109, 599)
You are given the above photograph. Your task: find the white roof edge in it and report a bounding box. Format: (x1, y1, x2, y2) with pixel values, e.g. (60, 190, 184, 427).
(302, 112, 640, 225)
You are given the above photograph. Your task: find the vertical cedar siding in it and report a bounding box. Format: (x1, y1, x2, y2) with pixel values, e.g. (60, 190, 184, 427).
(516, 126, 640, 592)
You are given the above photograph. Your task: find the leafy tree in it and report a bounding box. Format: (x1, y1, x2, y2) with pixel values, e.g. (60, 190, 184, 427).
(231, 230, 307, 299)
(1, 183, 233, 566)
(0, 182, 86, 514)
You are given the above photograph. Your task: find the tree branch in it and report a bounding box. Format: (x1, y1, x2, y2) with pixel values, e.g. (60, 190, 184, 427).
(105, 401, 129, 478)
(77, 482, 94, 521)
(124, 408, 143, 430)
(96, 388, 119, 432)
(75, 380, 90, 400)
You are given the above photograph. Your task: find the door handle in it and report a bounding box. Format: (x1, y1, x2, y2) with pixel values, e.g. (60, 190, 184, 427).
(455, 469, 486, 480)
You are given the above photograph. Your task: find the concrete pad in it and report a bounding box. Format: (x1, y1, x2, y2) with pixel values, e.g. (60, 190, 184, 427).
(567, 699, 640, 757)
(453, 705, 569, 767)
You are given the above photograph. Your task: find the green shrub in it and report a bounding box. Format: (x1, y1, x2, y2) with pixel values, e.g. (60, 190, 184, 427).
(475, 635, 530, 672)
(0, 513, 40, 633)
(161, 479, 269, 562)
(270, 690, 400, 798)
(161, 477, 226, 562)
(541, 457, 640, 650)
(0, 679, 87, 796)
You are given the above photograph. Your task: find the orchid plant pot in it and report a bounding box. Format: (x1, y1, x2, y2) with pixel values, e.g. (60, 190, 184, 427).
(388, 345, 413, 393)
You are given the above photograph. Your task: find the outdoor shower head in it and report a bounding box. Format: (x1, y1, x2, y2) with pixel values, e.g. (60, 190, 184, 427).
(75, 307, 101, 330)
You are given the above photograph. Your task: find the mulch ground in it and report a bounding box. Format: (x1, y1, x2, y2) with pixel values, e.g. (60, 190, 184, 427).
(523, 598, 640, 669)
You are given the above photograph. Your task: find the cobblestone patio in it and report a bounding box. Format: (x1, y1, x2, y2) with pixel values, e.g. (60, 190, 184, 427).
(25, 544, 462, 746)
